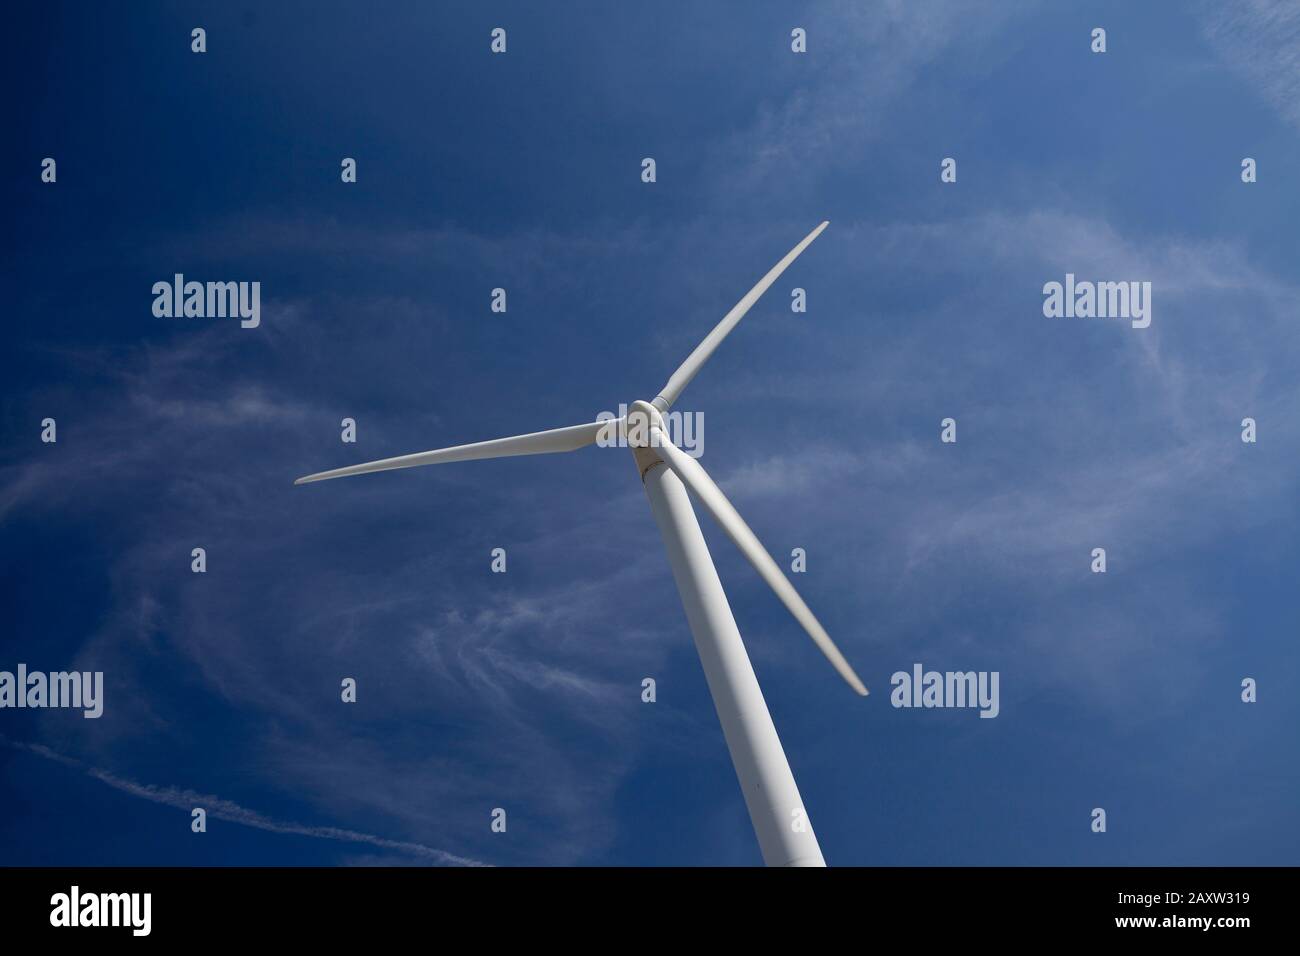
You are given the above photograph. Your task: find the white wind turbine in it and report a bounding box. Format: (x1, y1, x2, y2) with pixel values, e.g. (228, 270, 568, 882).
(295, 221, 866, 867)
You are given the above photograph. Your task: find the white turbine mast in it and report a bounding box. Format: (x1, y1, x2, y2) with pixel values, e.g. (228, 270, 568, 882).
(295, 221, 866, 866)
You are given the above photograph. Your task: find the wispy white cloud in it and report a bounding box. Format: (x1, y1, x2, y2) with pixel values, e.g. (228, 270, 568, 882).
(1200, 0, 1300, 128)
(705, 0, 1039, 194)
(0, 303, 701, 864)
(680, 204, 1300, 716)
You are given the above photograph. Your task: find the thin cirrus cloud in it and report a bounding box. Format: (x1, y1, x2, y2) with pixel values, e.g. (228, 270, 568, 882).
(674, 204, 1299, 724)
(1, 308, 675, 863)
(1199, 0, 1300, 129)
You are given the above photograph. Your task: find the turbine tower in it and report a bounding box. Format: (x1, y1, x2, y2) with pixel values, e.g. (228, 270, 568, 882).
(295, 221, 866, 866)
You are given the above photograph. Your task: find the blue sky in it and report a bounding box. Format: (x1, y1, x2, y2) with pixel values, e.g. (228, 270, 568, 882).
(2, 1, 1298, 866)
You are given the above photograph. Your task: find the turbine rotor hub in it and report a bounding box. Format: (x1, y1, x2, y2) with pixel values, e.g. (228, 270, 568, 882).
(625, 400, 662, 448)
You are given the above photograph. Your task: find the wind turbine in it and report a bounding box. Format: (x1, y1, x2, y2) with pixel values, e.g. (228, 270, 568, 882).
(295, 221, 866, 867)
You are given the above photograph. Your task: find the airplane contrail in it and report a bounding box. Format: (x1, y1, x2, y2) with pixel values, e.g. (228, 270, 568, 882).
(2, 737, 484, 867)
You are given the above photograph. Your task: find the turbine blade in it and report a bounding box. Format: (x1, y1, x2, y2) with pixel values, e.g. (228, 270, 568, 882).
(651, 426, 868, 695)
(294, 418, 616, 485)
(653, 221, 829, 412)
